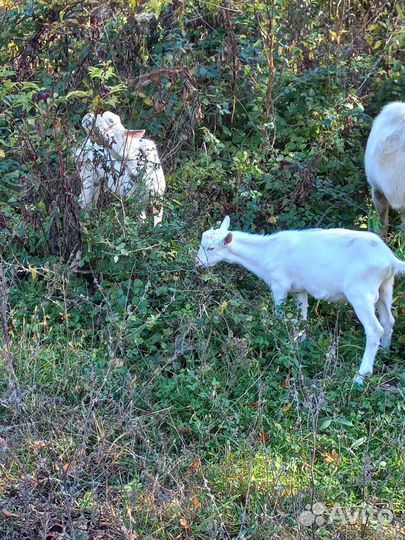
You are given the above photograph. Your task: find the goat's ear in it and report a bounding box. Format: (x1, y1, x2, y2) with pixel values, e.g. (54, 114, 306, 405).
(220, 215, 230, 230)
(127, 130, 145, 139)
(224, 232, 233, 246)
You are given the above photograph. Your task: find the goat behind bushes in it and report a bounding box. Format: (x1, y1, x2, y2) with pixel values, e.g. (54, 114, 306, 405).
(365, 101, 405, 236)
(76, 111, 166, 226)
(196, 216, 405, 384)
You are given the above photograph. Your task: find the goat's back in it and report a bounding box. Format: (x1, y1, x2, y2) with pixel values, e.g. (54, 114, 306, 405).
(365, 101, 405, 209)
(267, 229, 400, 300)
(124, 137, 165, 195)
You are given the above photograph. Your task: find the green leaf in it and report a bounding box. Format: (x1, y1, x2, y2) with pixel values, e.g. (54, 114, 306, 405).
(335, 417, 353, 427)
(319, 417, 332, 430)
(65, 90, 90, 100)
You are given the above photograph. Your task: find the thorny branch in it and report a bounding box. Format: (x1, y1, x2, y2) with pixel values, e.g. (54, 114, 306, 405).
(257, 0, 276, 150)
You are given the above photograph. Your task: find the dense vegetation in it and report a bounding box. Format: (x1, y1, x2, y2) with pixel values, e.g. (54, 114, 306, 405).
(1, 0, 405, 538)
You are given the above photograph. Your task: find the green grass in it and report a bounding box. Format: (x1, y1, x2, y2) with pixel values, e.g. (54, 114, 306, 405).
(1, 225, 405, 539)
(1, 1, 405, 536)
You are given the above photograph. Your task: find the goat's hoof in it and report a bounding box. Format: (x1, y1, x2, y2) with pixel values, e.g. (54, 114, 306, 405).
(380, 336, 392, 350)
(354, 372, 371, 385)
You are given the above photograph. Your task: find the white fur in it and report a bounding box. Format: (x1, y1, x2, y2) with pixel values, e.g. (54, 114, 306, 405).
(75, 139, 134, 207)
(365, 101, 405, 235)
(76, 111, 166, 226)
(196, 217, 405, 383)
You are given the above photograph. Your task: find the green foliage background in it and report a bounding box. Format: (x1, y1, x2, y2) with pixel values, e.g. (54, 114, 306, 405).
(0, 0, 405, 538)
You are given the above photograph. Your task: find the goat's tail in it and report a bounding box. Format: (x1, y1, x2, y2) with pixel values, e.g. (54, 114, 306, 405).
(394, 259, 405, 276)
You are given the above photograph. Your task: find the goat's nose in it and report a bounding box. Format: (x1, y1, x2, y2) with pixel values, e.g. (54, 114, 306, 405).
(195, 256, 203, 268)
(82, 114, 94, 128)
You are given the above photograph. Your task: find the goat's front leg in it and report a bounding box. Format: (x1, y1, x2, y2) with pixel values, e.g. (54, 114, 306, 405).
(271, 283, 288, 319)
(296, 292, 308, 321)
(296, 291, 308, 341)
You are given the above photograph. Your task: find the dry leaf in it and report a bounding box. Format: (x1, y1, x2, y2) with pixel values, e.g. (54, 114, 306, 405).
(1, 508, 20, 519)
(32, 440, 48, 449)
(110, 357, 124, 368)
(179, 517, 190, 530)
(323, 449, 340, 463)
(178, 427, 192, 436)
(258, 432, 269, 444)
(281, 376, 290, 389)
(62, 462, 73, 473)
(153, 98, 165, 113)
(192, 496, 202, 511)
(188, 456, 201, 472)
(282, 402, 292, 413)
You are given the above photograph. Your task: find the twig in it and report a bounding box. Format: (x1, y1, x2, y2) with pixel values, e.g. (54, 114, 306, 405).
(257, 0, 276, 150)
(0, 262, 21, 405)
(223, 0, 239, 123)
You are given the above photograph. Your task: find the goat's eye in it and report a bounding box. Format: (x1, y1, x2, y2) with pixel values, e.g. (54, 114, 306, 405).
(206, 247, 214, 252)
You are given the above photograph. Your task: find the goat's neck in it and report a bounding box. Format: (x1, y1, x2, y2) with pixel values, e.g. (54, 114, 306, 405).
(223, 231, 271, 282)
(105, 130, 132, 161)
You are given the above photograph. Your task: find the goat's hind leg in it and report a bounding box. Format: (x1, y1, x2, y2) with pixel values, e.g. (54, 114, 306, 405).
(376, 276, 395, 349)
(372, 188, 390, 237)
(348, 291, 384, 384)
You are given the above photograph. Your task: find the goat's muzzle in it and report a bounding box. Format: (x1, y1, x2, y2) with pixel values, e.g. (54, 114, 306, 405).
(82, 113, 95, 130)
(195, 256, 203, 268)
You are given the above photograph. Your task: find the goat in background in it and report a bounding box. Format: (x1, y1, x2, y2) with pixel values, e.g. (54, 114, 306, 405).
(365, 101, 405, 237)
(76, 111, 166, 226)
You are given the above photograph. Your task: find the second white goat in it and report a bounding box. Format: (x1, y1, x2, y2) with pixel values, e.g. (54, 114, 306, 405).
(196, 216, 405, 384)
(365, 101, 405, 236)
(76, 111, 166, 226)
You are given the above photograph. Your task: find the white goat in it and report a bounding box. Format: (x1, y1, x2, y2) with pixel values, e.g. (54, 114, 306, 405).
(365, 101, 405, 236)
(196, 216, 405, 384)
(75, 139, 134, 207)
(76, 111, 166, 226)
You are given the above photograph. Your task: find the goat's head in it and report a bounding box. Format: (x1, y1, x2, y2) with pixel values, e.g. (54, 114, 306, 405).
(82, 111, 146, 151)
(195, 216, 233, 267)
(81, 111, 124, 147)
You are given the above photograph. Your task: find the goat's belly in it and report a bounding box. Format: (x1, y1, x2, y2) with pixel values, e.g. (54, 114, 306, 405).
(292, 285, 346, 302)
(385, 190, 405, 211)
(323, 292, 347, 302)
(311, 290, 347, 302)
